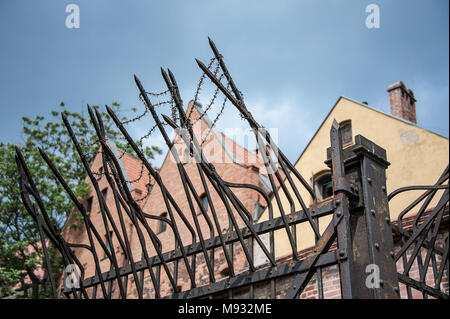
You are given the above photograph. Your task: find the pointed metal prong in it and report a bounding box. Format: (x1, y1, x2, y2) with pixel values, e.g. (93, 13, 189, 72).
(134, 74, 152, 108)
(167, 68, 178, 88)
(205, 38, 243, 103)
(208, 37, 219, 56)
(330, 119, 341, 144)
(105, 104, 112, 113)
(104, 105, 120, 137)
(134, 74, 145, 93)
(86, 104, 98, 128)
(86, 104, 96, 123)
(105, 105, 136, 149)
(160, 67, 171, 88)
(38, 147, 50, 163)
(195, 58, 208, 73)
(166, 68, 187, 124)
(60, 110, 68, 123)
(195, 58, 239, 107)
(94, 107, 106, 137)
(331, 119, 339, 130)
(15, 145, 21, 157)
(167, 68, 182, 100)
(15, 146, 26, 169)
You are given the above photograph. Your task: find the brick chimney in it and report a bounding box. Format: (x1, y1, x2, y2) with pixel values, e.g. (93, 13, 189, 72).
(387, 81, 417, 123)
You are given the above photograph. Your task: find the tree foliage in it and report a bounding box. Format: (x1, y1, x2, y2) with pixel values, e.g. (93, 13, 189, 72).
(0, 102, 161, 298)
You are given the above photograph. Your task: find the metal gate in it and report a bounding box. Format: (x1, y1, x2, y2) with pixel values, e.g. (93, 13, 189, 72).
(389, 166, 449, 299)
(15, 39, 449, 299)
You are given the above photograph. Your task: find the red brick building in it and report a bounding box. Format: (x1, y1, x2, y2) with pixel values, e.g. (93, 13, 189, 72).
(62, 101, 277, 298)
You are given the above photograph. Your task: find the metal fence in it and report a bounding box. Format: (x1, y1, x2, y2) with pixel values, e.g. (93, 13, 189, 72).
(15, 39, 449, 299)
(389, 166, 449, 299)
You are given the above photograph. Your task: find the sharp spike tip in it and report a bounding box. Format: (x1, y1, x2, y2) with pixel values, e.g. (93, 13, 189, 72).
(134, 74, 141, 84)
(332, 119, 339, 128)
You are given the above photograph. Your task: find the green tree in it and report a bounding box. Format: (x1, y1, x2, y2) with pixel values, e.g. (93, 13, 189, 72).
(0, 102, 161, 298)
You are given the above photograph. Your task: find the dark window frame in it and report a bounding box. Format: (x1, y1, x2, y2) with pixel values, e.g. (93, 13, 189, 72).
(102, 230, 113, 260)
(314, 172, 333, 201)
(158, 212, 168, 234)
(198, 193, 209, 215)
(101, 188, 108, 200)
(254, 199, 265, 222)
(86, 197, 93, 214)
(97, 166, 104, 180)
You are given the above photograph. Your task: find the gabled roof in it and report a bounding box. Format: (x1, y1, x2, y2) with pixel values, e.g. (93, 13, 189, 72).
(84, 139, 152, 200)
(293, 96, 449, 168)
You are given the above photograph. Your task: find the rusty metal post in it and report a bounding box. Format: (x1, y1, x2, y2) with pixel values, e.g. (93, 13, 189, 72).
(327, 132, 400, 299)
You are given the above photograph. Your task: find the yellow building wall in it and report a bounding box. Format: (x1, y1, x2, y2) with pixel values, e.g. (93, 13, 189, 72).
(258, 97, 449, 260)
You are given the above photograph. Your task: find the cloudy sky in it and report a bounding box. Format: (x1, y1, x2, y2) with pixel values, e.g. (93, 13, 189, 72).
(0, 0, 448, 166)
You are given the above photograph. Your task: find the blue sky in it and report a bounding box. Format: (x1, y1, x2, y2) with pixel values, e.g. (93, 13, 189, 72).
(0, 0, 448, 166)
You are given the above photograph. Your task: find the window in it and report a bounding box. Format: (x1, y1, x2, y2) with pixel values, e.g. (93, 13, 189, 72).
(103, 231, 113, 260)
(97, 166, 103, 180)
(158, 212, 167, 234)
(198, 194, 208, 215)
(101, 188, 108, 201)
(219, 266, 231, 277)
(340, 120, 352, 146)
(86, 197, 93, 214)
(254, 199, 265, 222)
(314, 172, 333, 201)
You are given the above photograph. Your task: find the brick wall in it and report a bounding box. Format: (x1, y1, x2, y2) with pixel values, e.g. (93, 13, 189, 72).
(206, 228, 448, 299)
(60, 99, 447, 299)
(61, 101, 271, 298)
(61, 146, 151, 280)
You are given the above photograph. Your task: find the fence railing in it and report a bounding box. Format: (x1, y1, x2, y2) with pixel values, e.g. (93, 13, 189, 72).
(15, 38, 448, 299)
(389, 166, 449, 299)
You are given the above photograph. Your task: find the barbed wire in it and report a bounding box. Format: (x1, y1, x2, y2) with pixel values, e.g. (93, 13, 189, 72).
(191, 73, 224, 127)
(120, 107, 149, 125)
(181, 54, 234, 149)
(71, 56, 234, 189)
(201, 80, 230, 146)
(186, 57, 217, 121)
